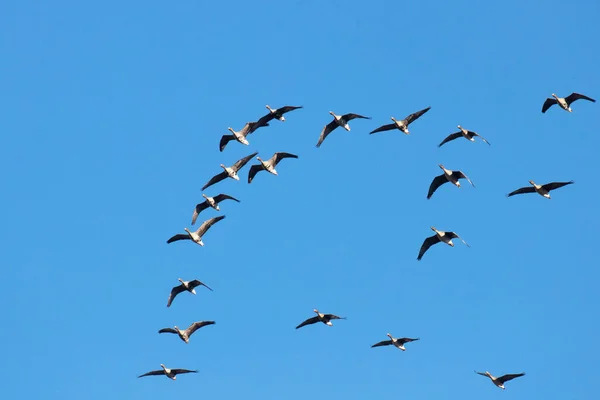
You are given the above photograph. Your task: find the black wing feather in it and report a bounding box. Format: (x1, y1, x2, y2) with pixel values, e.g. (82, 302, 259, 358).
(167, 234, 190, 244)
(201, 170, 228, 191)
(427, 174, 448, 199)
(213, 194, 241, 203)
(417, 235, 441, 260)
(506, 186, 536, 197)
(316, 120, 339, 148)
(247, 164, 264, 184)
(295, 316, 320, 329)
(233, 152, 259, 171)
(167, 285, 186, 307)
(565, 92, 595, 105)
(342, 113, 370, 121)
(404, 106, 431, 125)
(541, 98, 557, 113)
(542, 180, 574, 192)
(369, 123, 396, 134)
(438, 132, 462, 147)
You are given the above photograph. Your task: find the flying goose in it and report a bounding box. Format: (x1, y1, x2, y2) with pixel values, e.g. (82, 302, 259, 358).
(167, 278, 213, 308)
(138, 364, 198, 380)
(295, 309, 346, 329)
(507, 180, 574, 199)
(417, 226, 470, 260)
(219, 122, 264, 152)
(316, 111, 371, 148)
(202, 152, 258, 191)
(192, 193, 240, 225)
(369, 106, 431, 135)
(166, 215, 226, 246)
(427, 164, 475, 199)
(158, 320, 216, 343)
(438, 125, 490, 147)
(542, 92, 595, 113)
(475, 370, 525, 389)
(371, 334, 419, 351)
(248, 152, 298, 183)
(253, 105, 303, 129)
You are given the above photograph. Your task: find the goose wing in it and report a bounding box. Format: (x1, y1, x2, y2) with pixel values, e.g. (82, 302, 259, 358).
(167, 284, 186, 307)
(219, 135, 235, 152)
(542, 180, 574, 192)
(417, 235, 441, 260)
(248, 164, 265, 184)
(186, 320, 216, 336)
(369, 123, 396, 134)
(247, 119, 270, 135)
(196, 215, 226, 237)
(507, 186, 536, 197)
(398, 337, 420, 344)
(201, 170, 228, 191)
(404, 106, 431, 125)
(438, 132, 462, 147)
(158, 327, 179, 334)
(232, 152, 259, 172)
(272, 152, 299, 165)
(565, 92, 595, 105)
(371, 340, 393, 348)
(470, 131, 491, 145)
(188, 279, 213, 291)
(497, 373, 525, 383)
(446, 231, 470, 247)
(213, 193, 241, 204)
(541, 97, 557, 113)
(167, 233, 190, 244)
(277, 105, 303, 115)
(324, 314, 345, 320)
(427, 174, 448, 199)
(454, 171, 475, 187)
(191, 202, 210, 225)
(295, 316, 320, 329)
(316, 120, 339, 148)
(170, 369, 198, 376)
(138, 369, 165, 378)
(342, 113, 370, 121)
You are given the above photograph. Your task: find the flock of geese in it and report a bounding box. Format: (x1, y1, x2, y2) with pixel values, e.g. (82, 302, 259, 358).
(137, 92, 595, 388)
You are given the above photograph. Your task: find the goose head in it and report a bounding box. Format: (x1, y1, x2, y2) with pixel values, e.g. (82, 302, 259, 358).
(220, 164, 228, 171)
(528, 180, 537, 187)
(174, 325, 179, 331)
(178, 278, 184, 284)
(457, 125, 462, 130)
(438, 164, 446, 170)
(386, 333, 393, 339)
(329, 111, 337, 118)
(313, 308, 319, 314)
(430, 226, 438, 232)
(256, 156, 263, 162)
(266, 105, 274, 112)
(202, 194, 208, 200)
(227, 127, 235, 134)
(184, 228, 192, 235)
(551, 93, 558, 99)
(391, 117, 397, 122)
(160, 364, 168, 371)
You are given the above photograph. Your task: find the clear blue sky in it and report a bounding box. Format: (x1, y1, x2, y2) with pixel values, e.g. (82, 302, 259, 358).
(1, 0, 598, 398)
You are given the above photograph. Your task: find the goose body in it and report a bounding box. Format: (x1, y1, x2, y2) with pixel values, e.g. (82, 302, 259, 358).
(417, 226, 470, 260)
(371, 334, 419, 351)
(542, 92, 595, 113)
(138, 364, 198, 380)
(158, 320, 216, 343)
(166, 215, 226, 246)
(192, 193, 240, 224)
(316, 111, 370, 147)
(438, 125, 490, 147)
(507, 180, 574, 199)
(295, 309, 346, 329)
(248, 152, 298, 183)
(167, 278, 213, 307)
(475, 370, 525, 389)
(427, 164, 475, 199)
(370, 106, 431, 135)
(202, 152, 258, 191)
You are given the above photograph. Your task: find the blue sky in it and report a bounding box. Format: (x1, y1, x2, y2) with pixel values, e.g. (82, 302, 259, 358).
(1, 0, 599, 398)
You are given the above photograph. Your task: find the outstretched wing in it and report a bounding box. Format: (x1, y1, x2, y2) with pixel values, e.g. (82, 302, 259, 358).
(247, 164, 264, 184)
(277, 105, 303, 115)
(138, 369, 164, 378)
(404, 106, 431, 125)
(186, 320, 216, 336)
(170, 369, 198, 376)
(427, 174, 448, 199)
(316, 120, 339, 148)
(248, 118, 271, 134)
(470, 131, 490, 145)
(446, 231, 470, 247)
(232, 152, 259, 172)
(454, 171, 475, 187)
(324, 314, 345, 320)
(295, 316, 320, 329)
(196, 215, 226, 237)
(213, 194, 241, 203)
(542, 180, 574, 192)
(166, 234, 190, 244)
(398, 337, 420, 344)
(371, 340, 393, 348)
(273, 152, 299, 165)
(497, 373, 525, 383)
(369, 123, 396, 134)
(541, 98, 557, 113)
(219, 135, 235, 152)
(342, 113, 370, 121)
(507, 186, 536, 197)
(201, 170, 228, 191)
(438, 132, 462, 147)
(189, 279, 213, 291)
(158, 327, 178, 334)
(417, 235, 440, 260)
(191, 202, 210, 225)
(167, 285, 186, 307)
(565, 92, 595, 105)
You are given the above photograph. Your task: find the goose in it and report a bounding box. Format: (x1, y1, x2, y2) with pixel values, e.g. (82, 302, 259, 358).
(369, 106, 431, 135)
(253, 105, 303, 128)
(158, 320, 216, 343)
(438, 125, 490, 147)
(507, 180, 574, 199)
(316, 111, 371, 148)
(427, 164, 475, 199)
(248, 152, 298, 183)
(371, 334, 419, 351)
(138, 364, 197, 380)
(475, 370, 525, 389)
(219, 122, 264, 152)
(166, 215, 225, 246)
(417, 226, 470, 260)
(202, 152, 258, 191)
(167, 278, 213, 308)
(296, 309, 346, 329)
(542, 92, 595, 113)
(192, 193, 240, 225)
